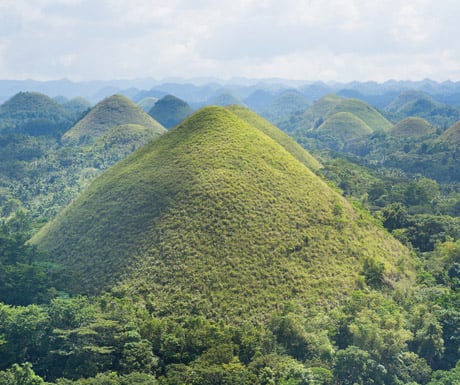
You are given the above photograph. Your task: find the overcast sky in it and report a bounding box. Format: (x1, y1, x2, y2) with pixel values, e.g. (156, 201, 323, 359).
(1, 0, 459, 82)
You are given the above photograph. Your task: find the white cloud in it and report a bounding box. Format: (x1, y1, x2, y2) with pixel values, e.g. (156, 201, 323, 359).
(1, 0, 460, 81)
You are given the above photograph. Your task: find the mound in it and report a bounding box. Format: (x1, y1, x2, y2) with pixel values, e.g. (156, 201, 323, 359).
(32, 107, 413, 320)
(439, 120, 460, 144)
(316, 112, 373, 149)
(148, 95, 193, 128)
(389, 117, 435, 138)
(63, 94, 165, 144)
(0, 91, 75, 136)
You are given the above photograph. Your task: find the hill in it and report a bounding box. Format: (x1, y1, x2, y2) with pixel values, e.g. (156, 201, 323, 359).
(62, 94, 165, 144)
(32, 106, 413, 320)
(261, 89, 310, 124)
(389, 117, 435, 138)
(315, 112, 373, 150)
(206, 93, 245, 107)
(439, 120, 460, 144)
(137, 96, 158, 112)
(0, 91, 76, 136)
(148, 94, 193, 128)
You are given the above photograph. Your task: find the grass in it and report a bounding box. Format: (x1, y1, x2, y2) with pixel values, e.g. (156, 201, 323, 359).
(389, 117, 435, 138)
(32, 106, 414, 321)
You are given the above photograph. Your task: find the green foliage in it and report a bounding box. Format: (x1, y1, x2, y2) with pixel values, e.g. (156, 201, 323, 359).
(0, 363, 45, 385)
(0, 92, 76, 137)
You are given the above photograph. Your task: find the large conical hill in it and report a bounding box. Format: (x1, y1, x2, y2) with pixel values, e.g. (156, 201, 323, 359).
(32, 106, 413, 320)
(63, 94, 166, 144)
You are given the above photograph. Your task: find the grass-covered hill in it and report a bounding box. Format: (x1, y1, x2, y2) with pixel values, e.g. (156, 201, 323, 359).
(389, 117, 436, 138)
(32, 106, 413, 321)
(227, 104, 322, 171)
(314, 112, 373, 150)
(0, 91, 76, 136)
(63, 94, 165, 144)
(147, 94, 193, 128)
(285, 94, 392, 134)
(261, 89, 310, 124)
(384, 90, 460, 127)
(439, 120, 460, 144)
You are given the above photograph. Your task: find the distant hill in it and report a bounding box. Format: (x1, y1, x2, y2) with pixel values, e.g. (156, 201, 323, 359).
(32, 106, 413, 320)
(148, 94, 193, 129)
(384, 90, 460, 127)
(261, 90, 310, 124)
(62, 97, 92, 117)
(62, 94, 165, 144)
(315, 112, 373, 150)
(243, 89, 276, 112)
(206, 93, 245, 107)
(439, 120, 460, 144)
(137, 97, 158, 112)
(0, 92, 76, 136)
(389, 117, 435, 138)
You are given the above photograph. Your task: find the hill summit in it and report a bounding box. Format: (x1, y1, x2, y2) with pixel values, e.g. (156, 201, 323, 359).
(63, 94, 165, 144)
(32, 106, 413, 320)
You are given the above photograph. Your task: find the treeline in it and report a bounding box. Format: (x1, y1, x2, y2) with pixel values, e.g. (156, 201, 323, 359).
(0, 214, 459, 384)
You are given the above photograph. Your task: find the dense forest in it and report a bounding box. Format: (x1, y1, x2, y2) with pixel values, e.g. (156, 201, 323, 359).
(1, 83, 460, 385)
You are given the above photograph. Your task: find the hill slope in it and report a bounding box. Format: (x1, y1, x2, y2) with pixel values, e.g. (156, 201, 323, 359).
(148, 94, 193, 128)
(227, 105, 322, 171)
(63, 94, 165, 144)
(32, 106, 413, 320)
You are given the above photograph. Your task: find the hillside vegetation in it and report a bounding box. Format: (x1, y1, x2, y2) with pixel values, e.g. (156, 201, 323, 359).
(32, 106, 413, 320)
(0, 92, 77, 136)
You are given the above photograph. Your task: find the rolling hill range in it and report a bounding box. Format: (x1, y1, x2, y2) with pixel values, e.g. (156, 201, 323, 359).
(284, 94, 392, 136)
(0, 91, 77, 136)
(148, 94, 193, 128)
(62, 94, 165, 144)
(384, 90, 460, 127)
(32, 106, 413, 320)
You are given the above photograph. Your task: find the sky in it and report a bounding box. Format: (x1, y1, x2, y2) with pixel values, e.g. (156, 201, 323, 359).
(0, 0, 459, 82)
